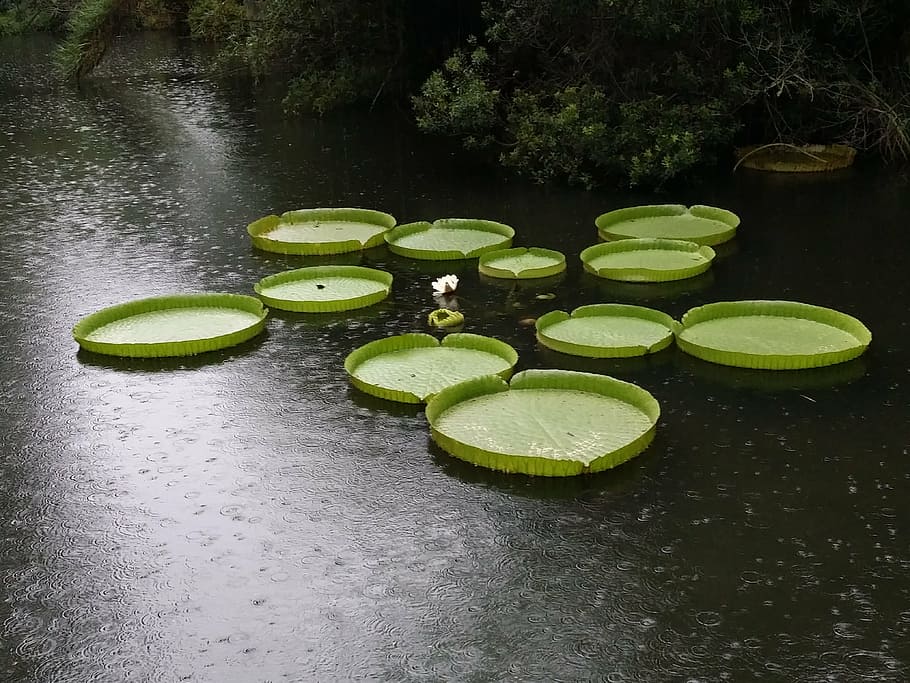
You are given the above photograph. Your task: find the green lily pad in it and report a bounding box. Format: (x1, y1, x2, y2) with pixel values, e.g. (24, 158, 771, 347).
(426, 370, 660, 476)
(384, 219, 514, 260)
(595, 204, 740, 246)
(677, 300, 872, 369)
(581, 238, 715, 282)
(428, 309, 465, 328)
(344, 333, 518, 403)
(73, 293, 267, 358)
(478, 247, 566, 279)
(536, 304, 678, 358)
(254, 266, 392, 312)
(247, 207, 396, 255)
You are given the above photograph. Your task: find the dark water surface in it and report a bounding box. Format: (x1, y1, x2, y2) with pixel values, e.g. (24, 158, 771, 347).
(1, 34, 908, 683)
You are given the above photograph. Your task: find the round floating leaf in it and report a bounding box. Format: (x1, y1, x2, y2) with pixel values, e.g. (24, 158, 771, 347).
(73, 293, 267, 358)
(344, 333, 518, 403)
(247, 207, 396, 255)
(581, 238, 715, 282)
(478, 247, 566, 279)
(595, 204, 740, 246)
(428, 309, 465, 328)
(426, 369, 660, 476)
(254, 266, 392, 312)
(536, 304, 678, 358)
(384, 218, 514, 260)
(735, 143, 856, 172)
(677, 300, 872, 370)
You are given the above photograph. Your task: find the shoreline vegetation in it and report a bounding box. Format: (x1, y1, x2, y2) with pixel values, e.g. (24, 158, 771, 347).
(3, 0, 908, 188)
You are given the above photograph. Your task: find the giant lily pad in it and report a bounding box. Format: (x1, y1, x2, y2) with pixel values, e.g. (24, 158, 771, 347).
(595, 204, 740, 246)
(426, 370, 660, 476)
(735, 143, 856, 172)
(536, 304, 678, 358)
(344, 333, 518, 403)
(254, 266, 392, 312)
(478, 247, 566, 279)
(73, 293, 267, 358)
(677, 300, 872, 369)
(581, 238, 715, 282)
(247, 207, 396, 255)
(384, 219, 514, 260)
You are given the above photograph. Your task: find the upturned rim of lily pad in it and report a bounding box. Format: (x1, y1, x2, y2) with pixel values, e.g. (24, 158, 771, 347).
(677, 300, 872, 370)
(425, 369, 660, 477)
(344, 332, 518, 403)
(253, 265, 392, 312)
(595, 204, 740, 246)
(580, 238, 716, 282)
(477, 246, 567, 279)
(536, 303, 679, 358)
(384, 218, 515, 260)
(247, 207, 396, 255)
(72, 293, 268, 358)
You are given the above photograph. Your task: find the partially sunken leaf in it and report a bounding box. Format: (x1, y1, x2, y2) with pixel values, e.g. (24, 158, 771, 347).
(247, 207, 396, 255)
(426, 369, 660, 476)
(735, 143, 856, 172)
(478, 247, 566, 279)
(581, 238, 715, 282)
(344, 333, 518, 403)
(536, 304, 678, 358)
(595, 204, 740, 246)
(254, 266, 392, 312)
(73, 293, 267, 358)
(385, 218, 514, 260)
(677, 300, 872, 369)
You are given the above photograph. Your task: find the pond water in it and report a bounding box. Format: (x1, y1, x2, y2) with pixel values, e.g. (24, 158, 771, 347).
(1, 33, 908, 682)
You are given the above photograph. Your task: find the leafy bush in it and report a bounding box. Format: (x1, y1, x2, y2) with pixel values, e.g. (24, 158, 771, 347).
(414, 0, 910, 187)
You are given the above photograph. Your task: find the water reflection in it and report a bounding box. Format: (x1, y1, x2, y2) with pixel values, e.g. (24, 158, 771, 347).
(579, 269, 716, 303)
(674, 352, 869, 392)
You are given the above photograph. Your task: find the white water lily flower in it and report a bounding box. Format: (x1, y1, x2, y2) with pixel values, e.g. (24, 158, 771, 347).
(431, 274, 459, 294)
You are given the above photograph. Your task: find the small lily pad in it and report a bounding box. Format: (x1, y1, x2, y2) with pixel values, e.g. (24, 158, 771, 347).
(344, 333, 518, 403)
(385, 219, 514, 260)
(536, 304, 678, 358)
(254, 266, 392, 312)
(73, 293, 267, 358)
(426, 370, 660, 476)
(247, 207, 396, 255)
(595, 204, 740, 246)
(677, 300, 872, 369)
(581, 238, 715, 282)
(428, 308, 465, 328)
(478, 247, 566, 279)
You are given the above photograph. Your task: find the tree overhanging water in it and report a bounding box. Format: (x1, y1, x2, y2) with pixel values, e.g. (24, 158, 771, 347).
(4, 0, 910, 187)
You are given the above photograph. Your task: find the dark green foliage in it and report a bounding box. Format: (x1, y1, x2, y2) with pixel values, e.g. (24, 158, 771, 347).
(41, 0, 910, 186)
(415, 0, 910, 186)
(186, 0, 245, 42)
(56, 0, 130, 79)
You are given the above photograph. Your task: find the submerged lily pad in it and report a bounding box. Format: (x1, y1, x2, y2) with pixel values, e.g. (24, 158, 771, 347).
(536, 304, 678, 358)
(385, 219, 514, 260)
(254, 266, 392, 312)
(73, 293, 267, 358)
(735, 143, 856, 172)
(247, 207, 396, 255)
(595, 204, 740, 246)
(344, 333, 518, 403)
(581, 238, 715, 282)
(478, 247, 566, 279)
(426, 370, 660, 476)
(677, 300, 872, 369)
